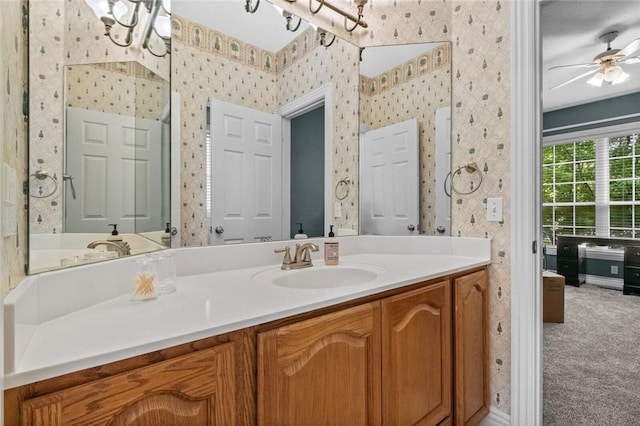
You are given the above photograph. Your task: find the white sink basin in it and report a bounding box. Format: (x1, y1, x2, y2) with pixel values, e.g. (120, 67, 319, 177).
(253, 264, 385, 289)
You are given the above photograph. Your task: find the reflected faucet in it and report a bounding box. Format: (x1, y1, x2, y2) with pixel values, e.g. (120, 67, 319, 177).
(87, 240, 131, 257)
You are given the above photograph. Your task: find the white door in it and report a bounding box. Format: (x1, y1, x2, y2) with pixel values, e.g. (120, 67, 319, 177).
(210, 100, 282, 245)
(66, 107, 162, 233)
(360, 118, 419, 235)
(435, 107, 452, 235)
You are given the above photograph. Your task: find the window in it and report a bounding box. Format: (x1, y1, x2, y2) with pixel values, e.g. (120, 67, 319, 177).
(543, 133, 640, 244)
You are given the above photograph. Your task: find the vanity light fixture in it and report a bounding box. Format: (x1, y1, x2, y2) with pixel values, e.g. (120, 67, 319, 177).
(285, 0, 368, 32)
(283, 10, 303, 32)
(245, 0, 260, 13)
(319, 30, 336, 47)
(310, 22, 335, 47)
(273, 4, 302, 32)
(85, 0, 171, 58)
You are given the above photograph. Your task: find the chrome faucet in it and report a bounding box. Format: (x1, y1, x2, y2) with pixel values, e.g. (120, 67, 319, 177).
(275, 243, 319, 270)
(87, 240, 131, 257)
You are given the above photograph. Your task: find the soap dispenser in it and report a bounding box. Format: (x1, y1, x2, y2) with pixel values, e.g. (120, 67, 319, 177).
(106, 224, 122, 253)
(294, 223, 308, 239)
(108, 224, 121, 242)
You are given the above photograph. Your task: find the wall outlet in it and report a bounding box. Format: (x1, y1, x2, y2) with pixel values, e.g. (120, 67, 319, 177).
(486, 197, 503, 222)
(334, 202, 342, 218)
(611, 265, 618, 275)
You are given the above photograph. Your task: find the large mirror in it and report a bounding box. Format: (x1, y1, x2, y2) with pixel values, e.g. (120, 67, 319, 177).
(28, 0, 452, 272)
(359, 43, 451, 236)
(172, 0, 451, 246)
(28, 0, 171, 273)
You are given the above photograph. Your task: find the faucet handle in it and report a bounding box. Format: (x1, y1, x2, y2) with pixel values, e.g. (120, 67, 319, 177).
(301, 243, 319, 262)
(274, 246, 292, 265)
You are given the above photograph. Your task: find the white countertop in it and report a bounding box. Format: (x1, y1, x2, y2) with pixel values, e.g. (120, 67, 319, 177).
(4, 236, 490, 389)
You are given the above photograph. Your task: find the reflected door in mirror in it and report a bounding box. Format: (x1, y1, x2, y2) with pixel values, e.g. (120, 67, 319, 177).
(361, 118, 419, 235)
(66, 107, 162, 233)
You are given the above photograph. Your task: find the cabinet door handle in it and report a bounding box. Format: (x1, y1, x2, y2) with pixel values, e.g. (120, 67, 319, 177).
(563, 264, 570, 270)
(634, 272, 639, 278)
(563, 246, 570, 252)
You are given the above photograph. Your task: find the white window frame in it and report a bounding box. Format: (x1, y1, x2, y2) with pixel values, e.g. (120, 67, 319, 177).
(543, 123, 640, 242)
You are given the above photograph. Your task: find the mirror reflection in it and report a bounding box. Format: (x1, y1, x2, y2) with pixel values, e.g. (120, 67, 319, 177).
(173, 0, 361, 245)
(359, 43, 451, 236)
(28, 0, 453, 273)
(28, 0, 171, 274)
(173, 0, 452, 246)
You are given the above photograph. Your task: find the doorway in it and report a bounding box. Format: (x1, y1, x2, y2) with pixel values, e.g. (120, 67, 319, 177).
(277, 84, 333, 239)
(290, 107, 325, 238)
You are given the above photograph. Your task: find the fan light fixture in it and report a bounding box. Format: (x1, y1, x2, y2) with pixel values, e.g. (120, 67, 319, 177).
(85, 0, 171, 58)
(549, 31, 640, 90)
(587, 64, 629, 87)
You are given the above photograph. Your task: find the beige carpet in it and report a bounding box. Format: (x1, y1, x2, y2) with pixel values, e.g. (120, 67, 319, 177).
(543, 283, 640, 425)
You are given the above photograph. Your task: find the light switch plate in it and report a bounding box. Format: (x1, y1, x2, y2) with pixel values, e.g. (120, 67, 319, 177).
(334, 202, 342, 218)
(486, 197, 503, 222)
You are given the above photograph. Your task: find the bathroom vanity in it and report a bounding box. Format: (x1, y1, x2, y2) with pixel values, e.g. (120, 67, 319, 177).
(4, 236, 490, 425)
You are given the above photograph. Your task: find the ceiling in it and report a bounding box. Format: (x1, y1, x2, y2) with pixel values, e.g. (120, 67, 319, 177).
(171, 0, 640, 111)
(542, 0, 640, 112)
(172, 0, 442, 77)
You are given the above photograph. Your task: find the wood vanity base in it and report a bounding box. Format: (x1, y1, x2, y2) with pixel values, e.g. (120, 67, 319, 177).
(5, 267, 489, 426)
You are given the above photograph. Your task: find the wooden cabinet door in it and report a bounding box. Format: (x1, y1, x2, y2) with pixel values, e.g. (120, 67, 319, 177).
(453, 269, 489, 426)
(20, 343, 237, 426)
(258, 302, 382, 426)
(382, 279, 452, 426)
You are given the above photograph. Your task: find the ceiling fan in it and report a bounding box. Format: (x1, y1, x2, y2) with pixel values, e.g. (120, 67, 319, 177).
(549, 31, 640, 90)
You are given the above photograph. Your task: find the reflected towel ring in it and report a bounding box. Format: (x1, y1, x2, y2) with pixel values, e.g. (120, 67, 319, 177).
(29, 170, 58, 198)
(335, 177, 351, 200)
(444, 162, 483, 196)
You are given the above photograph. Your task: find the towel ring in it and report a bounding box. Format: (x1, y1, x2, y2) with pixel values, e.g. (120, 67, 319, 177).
(29, 170, 58, 198)
(335, 177, 351, 200)
(444, 162, 483, 196)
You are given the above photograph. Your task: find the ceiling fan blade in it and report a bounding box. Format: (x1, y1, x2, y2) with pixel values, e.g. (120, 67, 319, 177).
(548, 63, 598, 71)
(550, 68, 600, 90)
(616, 38, 640, 59)
(621, 56, 640, 65)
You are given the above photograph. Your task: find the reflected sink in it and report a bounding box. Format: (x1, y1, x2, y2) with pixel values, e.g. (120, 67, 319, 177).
(253, 264, 385, 289)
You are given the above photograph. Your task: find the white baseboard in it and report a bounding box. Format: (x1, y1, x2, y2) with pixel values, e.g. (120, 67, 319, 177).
(480, 407, 511, 426)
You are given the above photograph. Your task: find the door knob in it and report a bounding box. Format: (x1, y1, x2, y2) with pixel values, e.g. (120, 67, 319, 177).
(215, 226, 224, 234)
(407, 224, 416, 231)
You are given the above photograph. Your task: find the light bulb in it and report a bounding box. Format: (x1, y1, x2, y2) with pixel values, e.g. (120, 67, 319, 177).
(111, 1, 128, 20)
(604, 65, 623, 83)
(587, 71, 604, 87)
(154, 15, 172, 39)
(86, 0, 110, 19)
(612, 69, 629, 85)
(161, 0, 171, 14)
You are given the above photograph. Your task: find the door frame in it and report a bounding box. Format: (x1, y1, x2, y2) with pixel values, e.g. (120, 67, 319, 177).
(276, 84, 333, 239)
(170, 91, 181, 247)
(510, 0, 543, 424)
